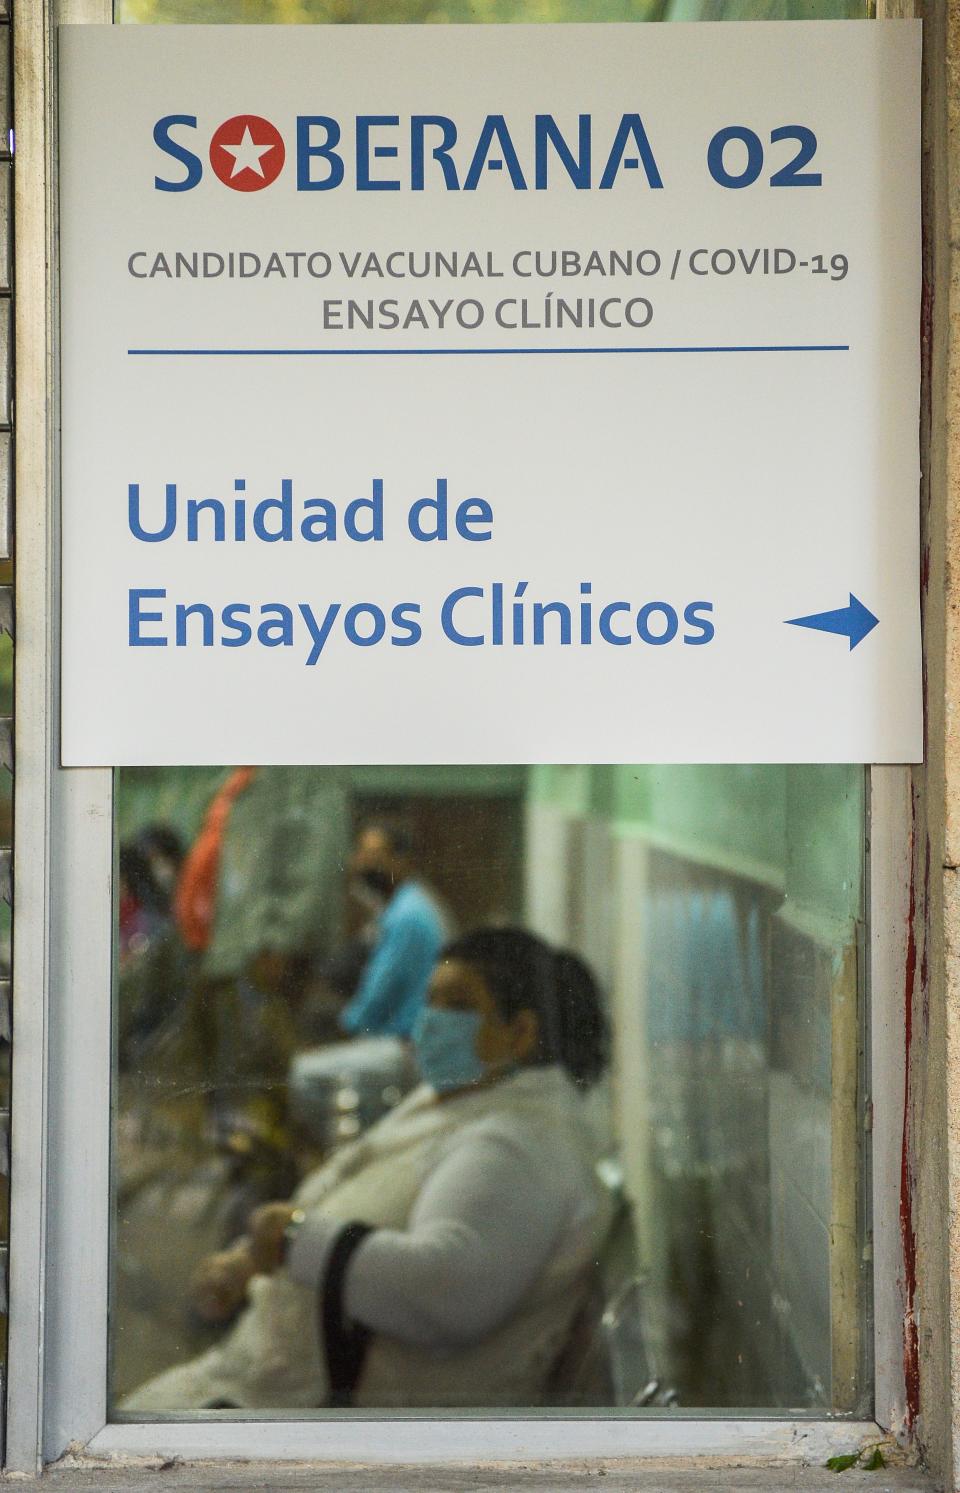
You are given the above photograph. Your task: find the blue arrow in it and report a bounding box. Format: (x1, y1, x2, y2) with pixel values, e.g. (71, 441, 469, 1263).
(785, 593, 879, 650)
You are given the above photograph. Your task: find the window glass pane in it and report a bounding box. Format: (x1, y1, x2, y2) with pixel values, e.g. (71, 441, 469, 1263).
(112, 762, 866, 1414)
(118, 0, 868, 24)
(111, 0, 871, 1427)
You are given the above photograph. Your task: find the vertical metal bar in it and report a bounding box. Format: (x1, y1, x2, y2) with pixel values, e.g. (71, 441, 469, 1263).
(6, 0, 54, 1469)
(7, 0, 114, 1470)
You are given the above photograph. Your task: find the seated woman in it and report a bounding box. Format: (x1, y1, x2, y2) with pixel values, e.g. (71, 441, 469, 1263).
(123, 927, 611, 1411)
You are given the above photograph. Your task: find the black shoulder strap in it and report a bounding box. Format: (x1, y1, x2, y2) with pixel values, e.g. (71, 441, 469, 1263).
(320, 1221, 375, 1408)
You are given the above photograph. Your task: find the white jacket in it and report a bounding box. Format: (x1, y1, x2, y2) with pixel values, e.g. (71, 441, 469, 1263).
(126, 1065, 610, 1411)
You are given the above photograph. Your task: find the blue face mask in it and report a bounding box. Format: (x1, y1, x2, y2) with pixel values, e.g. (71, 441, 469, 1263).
(412, 1006, 488, 1093)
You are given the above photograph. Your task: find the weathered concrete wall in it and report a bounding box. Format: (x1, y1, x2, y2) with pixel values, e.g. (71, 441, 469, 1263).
(0, 1456, 937, 1491)
(940, 8, 960, 1485)
(898, 0, 960, 1487)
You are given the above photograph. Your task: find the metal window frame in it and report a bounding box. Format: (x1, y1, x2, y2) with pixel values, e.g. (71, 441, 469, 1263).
(3, 0, 911, 1472)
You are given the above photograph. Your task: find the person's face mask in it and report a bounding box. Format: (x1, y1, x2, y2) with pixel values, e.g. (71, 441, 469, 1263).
(412, 1006, 488, 1093)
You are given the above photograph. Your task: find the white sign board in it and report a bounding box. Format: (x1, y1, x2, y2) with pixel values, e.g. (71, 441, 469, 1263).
(59, 21, 921, 765)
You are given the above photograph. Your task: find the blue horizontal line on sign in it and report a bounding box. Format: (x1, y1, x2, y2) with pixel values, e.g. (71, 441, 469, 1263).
(126, 344, 850, 357)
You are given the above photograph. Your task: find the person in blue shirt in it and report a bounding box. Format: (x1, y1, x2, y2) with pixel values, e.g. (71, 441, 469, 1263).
(339, 822, 448, 1039)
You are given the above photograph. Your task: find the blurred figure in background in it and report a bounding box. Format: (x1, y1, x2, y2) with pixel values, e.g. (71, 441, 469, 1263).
(338, 820, 449, 1040)
(174, 767, 350, 1129)
(114, 772, 348, 1393)
(138, 823, 186, 910)
(119, 840, 163, 967)
(287, 821, 449, 1159)
(117, 825, 188, 1069)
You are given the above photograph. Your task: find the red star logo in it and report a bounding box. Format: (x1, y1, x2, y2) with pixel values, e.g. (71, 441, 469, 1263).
(209, 115, 285, 192)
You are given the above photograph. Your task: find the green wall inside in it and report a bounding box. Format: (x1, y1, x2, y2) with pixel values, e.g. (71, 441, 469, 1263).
(529, 763, 864, 924)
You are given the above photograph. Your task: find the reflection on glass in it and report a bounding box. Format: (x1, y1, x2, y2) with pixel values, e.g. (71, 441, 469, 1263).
(117, 0, 868, 25)
(113, 0, 870, 1425)
(120, 0, 662, 27)
(112, 763, 865, 1414)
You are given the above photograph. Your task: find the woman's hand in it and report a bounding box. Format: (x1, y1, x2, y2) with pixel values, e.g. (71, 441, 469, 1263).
(248, 1202, 296, 1276)
(189, 1243, 256, 1324)
(189, 1204, 296, 1323)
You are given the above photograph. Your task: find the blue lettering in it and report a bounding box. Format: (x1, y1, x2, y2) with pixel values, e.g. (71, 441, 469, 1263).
(175, 602, 214, 647)
(411, 116, 459, 191)
(300, 602, 340, 665)
(683, 601, 715, 644)
(533, 601, 572, 645)
(636, 602, 678, 645)
(769, 125, 821, 187)
(129, 588, 167, 646)
(222, 603, 252, 647)
(464, 116, 527, 191)
(535, 114, 591, 190)
(455, 498, 493, 541)
(186, 496, 225, 543)
(409, 479, 448, 541)
(391, 603, 422, 645)
(129, 482, 176, 543)
(344, 603, 386, 646)
(442, 586, 484, 645)
(598, 601, 631, 644)
(257, 604, 294, 647)
(357, 116, 400, 191)
(297, 116, 345, 191)
(599, 114, 663, 190)
(707, 126, 764, 189)
(345, 479, 384, 541)
(302, 499, 336, 542)
(153, 115, 202, 192)
(253, 480, 293, 542)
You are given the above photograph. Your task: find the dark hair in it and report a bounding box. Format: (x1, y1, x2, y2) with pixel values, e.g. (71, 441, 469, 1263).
(137, 823, 185, 868)
(119, 842, 165, 912)
(441, 927, 608, 1088)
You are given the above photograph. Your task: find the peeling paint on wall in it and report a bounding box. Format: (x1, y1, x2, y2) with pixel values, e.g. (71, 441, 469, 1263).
(901, 802, 920, 1431)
